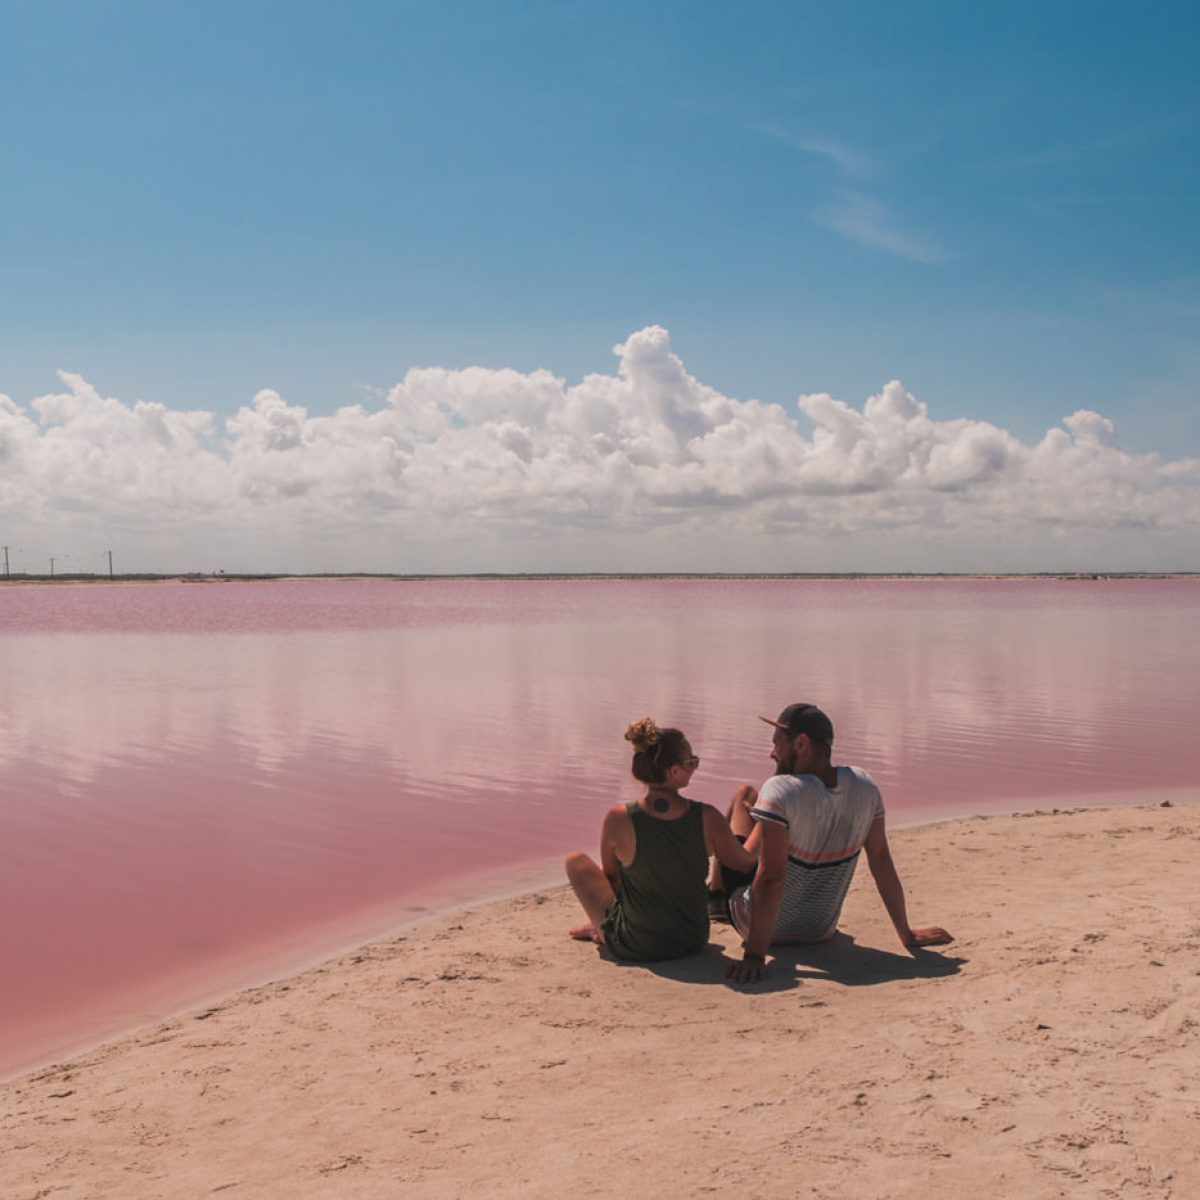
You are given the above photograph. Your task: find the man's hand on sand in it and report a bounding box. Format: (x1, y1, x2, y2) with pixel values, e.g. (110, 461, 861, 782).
(905, 926, 954, 948)
(726, 952, 768, 984)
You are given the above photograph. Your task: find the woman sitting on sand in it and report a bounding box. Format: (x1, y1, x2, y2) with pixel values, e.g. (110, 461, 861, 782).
(565, 718, 758, 962)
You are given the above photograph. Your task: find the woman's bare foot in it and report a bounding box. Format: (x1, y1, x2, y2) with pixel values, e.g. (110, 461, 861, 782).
(569, 923, 601, 943)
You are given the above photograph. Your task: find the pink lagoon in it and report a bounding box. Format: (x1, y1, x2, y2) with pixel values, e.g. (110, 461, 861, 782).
(2, 576, 1198, 1078)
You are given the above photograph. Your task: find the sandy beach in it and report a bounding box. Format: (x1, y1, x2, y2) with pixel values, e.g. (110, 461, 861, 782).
(3, 799, 1197, 1199)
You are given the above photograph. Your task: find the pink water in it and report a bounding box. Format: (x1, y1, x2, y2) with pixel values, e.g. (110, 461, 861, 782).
(2, 577, 1198, 1076)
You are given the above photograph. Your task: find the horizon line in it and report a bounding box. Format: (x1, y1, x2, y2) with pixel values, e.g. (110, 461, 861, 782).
(3, 571, 1198, 585)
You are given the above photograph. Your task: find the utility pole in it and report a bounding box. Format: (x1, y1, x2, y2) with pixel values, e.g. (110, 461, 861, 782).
(2, 545, 8, 580)
(49, 556, 56, 578)
(105, 549, 114, 579)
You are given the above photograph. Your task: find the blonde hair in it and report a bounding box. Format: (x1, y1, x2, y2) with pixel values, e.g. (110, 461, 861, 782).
(624, 717, 688, 785)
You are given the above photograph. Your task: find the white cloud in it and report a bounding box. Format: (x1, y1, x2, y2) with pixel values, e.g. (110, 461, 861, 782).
(813, 190, 946, 263)
(749, 124, 874, 178)
(745, 122, 940, 262)
(2, 326, 1198, 572)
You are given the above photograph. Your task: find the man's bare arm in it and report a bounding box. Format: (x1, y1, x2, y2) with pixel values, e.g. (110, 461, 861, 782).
(863, 817, 953, 949)
(727, 821, 788, 984)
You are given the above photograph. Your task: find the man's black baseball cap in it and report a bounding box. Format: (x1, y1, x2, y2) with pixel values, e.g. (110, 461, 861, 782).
(758, 703, 834, 746)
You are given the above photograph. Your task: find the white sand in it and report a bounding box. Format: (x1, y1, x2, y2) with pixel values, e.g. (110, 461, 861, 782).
(3, 800, 1198, 1198)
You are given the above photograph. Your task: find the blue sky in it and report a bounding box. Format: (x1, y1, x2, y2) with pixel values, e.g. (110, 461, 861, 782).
(2, 1, 1198, 572)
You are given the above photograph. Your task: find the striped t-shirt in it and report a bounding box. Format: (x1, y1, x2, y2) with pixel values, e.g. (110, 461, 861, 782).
(730, 766, 885, 943)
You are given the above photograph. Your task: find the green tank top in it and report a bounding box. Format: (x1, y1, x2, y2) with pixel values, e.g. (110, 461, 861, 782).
(600, 800, 710, 962)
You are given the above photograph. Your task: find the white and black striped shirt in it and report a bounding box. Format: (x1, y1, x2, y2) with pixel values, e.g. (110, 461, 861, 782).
(730, 766, 885, 943)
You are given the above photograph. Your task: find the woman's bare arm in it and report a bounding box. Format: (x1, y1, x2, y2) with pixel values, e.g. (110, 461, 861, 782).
(702, 804, 757, 874)
(600, 805, 634, 891)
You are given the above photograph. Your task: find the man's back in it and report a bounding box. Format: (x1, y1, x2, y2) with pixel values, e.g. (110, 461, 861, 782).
(730, 765, 883, 942)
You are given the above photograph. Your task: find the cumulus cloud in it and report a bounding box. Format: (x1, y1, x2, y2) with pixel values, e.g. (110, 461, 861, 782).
(2, 326, 1198, 572)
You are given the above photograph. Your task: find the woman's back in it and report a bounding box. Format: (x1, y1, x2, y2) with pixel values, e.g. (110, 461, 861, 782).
(602, 801, 709, 961)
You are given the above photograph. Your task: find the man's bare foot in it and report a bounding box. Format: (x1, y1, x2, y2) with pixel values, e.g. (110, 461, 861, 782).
(569, 923, 601, 942)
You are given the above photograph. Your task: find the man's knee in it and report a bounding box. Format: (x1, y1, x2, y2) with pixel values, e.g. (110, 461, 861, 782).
(728, 785, 758, 837)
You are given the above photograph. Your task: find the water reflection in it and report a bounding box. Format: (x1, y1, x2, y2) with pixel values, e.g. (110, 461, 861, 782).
(1, 578, 1197, 1075)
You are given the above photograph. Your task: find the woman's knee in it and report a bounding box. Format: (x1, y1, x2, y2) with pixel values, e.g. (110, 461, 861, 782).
(564, 851, 595, 880)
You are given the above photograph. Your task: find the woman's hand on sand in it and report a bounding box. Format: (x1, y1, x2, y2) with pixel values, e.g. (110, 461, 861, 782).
(905, 926, 954, 948)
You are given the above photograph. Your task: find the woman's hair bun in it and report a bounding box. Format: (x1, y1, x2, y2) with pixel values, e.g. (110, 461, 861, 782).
(624, 717, 662, 753)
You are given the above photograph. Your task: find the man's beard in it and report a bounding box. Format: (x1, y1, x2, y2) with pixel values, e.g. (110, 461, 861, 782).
(774, 752, 796, 776)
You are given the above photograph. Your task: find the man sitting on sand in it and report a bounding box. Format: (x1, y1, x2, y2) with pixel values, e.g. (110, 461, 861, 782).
(718, 703, 953, 984)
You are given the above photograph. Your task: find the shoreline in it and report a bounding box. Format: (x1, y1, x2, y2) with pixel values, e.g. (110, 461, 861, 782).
(0, 853, 569, 1086)
(4, 796, 1199, 1197)
(5, 785, 1195, 1087)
